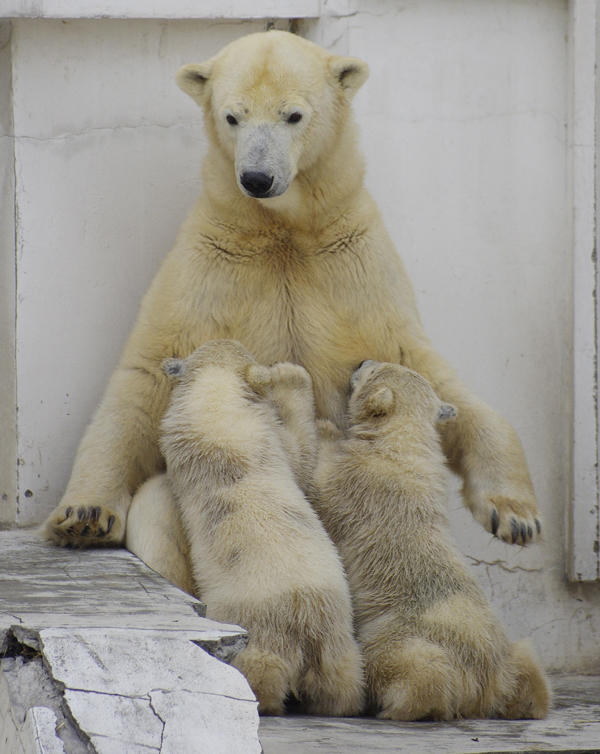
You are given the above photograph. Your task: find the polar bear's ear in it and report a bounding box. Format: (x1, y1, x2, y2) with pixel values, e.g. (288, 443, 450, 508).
(246, 364, 272, 394)
(437, 403, 457, 423)
(176, 62, 213, 104)
(363, 386, 394, 418)
(328, 56, 369, 97)
(162, 358, 188, 381)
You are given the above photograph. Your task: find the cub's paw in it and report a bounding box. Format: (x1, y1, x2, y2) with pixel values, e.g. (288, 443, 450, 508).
(40, 504, 124, 547)
(232, 646, 292, 716)
(270, 362, 312, 391)
(316, 419, 343, 442)
(475, 495, 542, 546)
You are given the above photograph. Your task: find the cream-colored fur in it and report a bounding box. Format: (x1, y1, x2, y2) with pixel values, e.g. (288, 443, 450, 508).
(314, 360, 550, 721)
(41, 30, 540, 553)
(156, 339, 364, 716)
(125, 474, 195, 595)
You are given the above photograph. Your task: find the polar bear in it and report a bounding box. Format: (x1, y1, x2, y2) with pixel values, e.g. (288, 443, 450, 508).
(42, 33, 540, 553)
(314, 360, 549, 720)
(155, 339, 365, 716)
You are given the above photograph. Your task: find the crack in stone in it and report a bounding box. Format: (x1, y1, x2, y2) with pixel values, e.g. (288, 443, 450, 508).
(87, 732, 160, 752)
(147, 693, 166, 753)
(14, 122, 201, 143)
(61, 566, 80, 585)
(466, 555, 543, 574)
(64, 684, 255, 704)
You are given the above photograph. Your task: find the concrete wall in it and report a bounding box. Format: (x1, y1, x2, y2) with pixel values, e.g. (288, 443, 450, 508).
(1, 1, 599, 673)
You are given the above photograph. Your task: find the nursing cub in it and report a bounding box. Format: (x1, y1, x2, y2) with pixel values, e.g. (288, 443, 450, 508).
(313, 360, 550, 720)
(158, 339, 364, 716)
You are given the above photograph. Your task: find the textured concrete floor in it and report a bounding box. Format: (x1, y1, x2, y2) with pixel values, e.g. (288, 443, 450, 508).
(259, 675, 600, 753)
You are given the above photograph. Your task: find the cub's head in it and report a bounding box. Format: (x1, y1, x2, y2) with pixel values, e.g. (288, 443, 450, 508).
(348, 360, 457, 429)
(163, 340, 272, 397)
(176, 30, 368, 201)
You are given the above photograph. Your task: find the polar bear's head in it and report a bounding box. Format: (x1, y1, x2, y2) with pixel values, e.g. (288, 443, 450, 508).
(348, 360, 457, 429)
(163, 340, 272, 397)
(176, 30, 368, 201)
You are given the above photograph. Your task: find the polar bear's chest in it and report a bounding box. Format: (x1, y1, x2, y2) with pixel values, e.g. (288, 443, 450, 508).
(201, 245, 406, 423)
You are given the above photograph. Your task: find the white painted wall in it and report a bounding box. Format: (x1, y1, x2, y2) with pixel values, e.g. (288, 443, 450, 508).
(1, 1, 599, 674)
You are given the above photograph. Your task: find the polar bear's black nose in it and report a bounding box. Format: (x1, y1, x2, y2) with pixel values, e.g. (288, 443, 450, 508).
(240, 171, 274, 197)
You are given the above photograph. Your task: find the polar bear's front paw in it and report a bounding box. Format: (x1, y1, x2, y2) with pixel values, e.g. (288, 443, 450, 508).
(477, 496, 541, 546)
(270, 362, 312, 391)
(40, 504, 125, 547)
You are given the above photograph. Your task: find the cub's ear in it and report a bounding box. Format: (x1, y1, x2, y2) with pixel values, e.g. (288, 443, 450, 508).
(363, 386, 394, 418)
(176, 62, 213, 104)
(328, 56, 369, 97)
(437, 403, 457, 423)
(246, 364, 272, 394)
(162, 358, 188, 381)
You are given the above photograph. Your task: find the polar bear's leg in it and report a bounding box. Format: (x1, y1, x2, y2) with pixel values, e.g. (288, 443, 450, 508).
(41, 360, 172, 547)
(365, 636, 461, 721)
(498, 640, 550, 719)
(126, 474, 196, 595)
(406, 342, 542, 546)
(269, 362, 318, 492)
(299, 633, 365, 717)
(232, 646, 296, 716)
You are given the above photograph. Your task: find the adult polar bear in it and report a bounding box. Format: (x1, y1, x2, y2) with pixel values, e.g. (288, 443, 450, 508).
(42, 31, 540, 551)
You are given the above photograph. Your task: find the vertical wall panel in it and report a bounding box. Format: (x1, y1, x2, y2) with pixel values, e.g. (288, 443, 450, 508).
(0, 22, 17, 526)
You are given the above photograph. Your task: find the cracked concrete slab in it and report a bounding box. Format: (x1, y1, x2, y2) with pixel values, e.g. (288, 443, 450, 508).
(0, 530, 261, 754)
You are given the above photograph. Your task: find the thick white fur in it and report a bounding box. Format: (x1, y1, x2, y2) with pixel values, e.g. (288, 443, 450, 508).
(41, 31, 540, 553)
(125, 474, 195, 595)
(314, 361, 550, 721)
(155, 340, 364, 716)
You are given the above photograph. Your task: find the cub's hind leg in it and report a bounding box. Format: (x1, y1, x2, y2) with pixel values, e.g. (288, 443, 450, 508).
(366, 636, 461, 721)
(298, 595, 365, 717)
(233, 646, 297, 716)
(498, 640, 551, 720)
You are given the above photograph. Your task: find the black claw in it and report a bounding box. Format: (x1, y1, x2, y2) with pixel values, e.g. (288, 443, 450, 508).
(65, 506, 73, 519)
(90, 506, 100, 523)
(520, 523, 527, 543)
(490, 509, 499, 536)
(535, 519, 541, 534)
(106, 515, 115, 534)
(510, 518, 519, 544)
(77, 507, 86, 522)
(527, 524, 533, 540)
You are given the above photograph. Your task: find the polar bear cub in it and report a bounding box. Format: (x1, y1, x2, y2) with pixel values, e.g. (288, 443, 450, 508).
(159, 339, 364, 716)
(314, 360, 550, 721)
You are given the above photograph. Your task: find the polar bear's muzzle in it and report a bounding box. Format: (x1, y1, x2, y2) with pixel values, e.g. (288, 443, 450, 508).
(235, 124, 295, 199)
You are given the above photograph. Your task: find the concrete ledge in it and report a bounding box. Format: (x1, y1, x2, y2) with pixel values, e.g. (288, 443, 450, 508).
(0, 529, 260, 754)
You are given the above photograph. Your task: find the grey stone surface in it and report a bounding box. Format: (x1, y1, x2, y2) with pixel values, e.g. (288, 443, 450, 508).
(0, 529, 260, 754)
(259, 675, 600, 753)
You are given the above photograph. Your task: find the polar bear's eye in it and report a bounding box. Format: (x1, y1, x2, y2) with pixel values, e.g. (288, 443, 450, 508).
(226, 115, 238, 126)
(287, 112, 302, 124)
